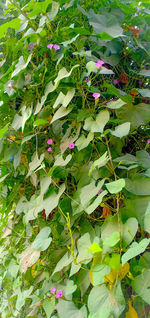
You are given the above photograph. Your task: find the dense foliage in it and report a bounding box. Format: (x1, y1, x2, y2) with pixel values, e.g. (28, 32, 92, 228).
(0, 0, 150, 317)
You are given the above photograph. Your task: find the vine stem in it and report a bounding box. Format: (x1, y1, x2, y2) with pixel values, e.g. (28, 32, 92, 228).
(9, 0, 36, 31)
(105, 136, 122, 255)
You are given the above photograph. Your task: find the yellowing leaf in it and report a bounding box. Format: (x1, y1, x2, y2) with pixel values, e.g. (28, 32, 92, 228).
(89, 252, 102, 285)
(119, 262, 130, 280)
(126, 300, 139, 318)
(104, 262, 129, 289)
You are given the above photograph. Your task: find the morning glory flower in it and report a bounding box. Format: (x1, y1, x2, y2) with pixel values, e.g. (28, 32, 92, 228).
(47, 138, 53, 145)
(113, 80, 119, 84)
(47, 43, 54, 49)
(96, 60, 104, 68)
(93, 92, 100, 99)
(68, 142, 75, 149)
(50, 288, 56, 294)
(53, 44, 60, 50)
(28, 43, 34, 50)
(55, 291, 63, 298)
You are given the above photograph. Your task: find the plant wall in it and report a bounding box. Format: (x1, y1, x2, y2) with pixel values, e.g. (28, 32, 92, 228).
(0, 0, 150, 317)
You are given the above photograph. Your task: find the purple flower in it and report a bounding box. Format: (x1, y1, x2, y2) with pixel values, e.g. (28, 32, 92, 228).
(134, 13, 138, 17)
(53, 44, 60, 50)
(68, 142, 75, 149)
(85, 77, 89, 83)
(137, 6, 141, 11)
(55, 291, 63, 299)
(147, 139, 150, 144)
(28, 43, 34, 50)
(47, 43, 53, 50)
(98, 189, 104, 195)
(48, 147, 52, 152)
(2, 228, 5, 232)
(67, 279, 70, 285)
(93, 92, 100, 99)
(50, 288, 56, 294)
(96, 60, 104, 68)
(113, 80, 119, 84)
(47, 138, 53, 145)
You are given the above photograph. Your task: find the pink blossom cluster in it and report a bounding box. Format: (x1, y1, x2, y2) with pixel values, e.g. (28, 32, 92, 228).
(47, 44, 60, 50)
(50, 288, 63, 298)
(47, 139, 53, 152)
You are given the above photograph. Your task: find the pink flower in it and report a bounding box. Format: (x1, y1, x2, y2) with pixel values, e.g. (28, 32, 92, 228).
(68, 142, 75, 149)
(93, 92, 100, 99)
(67, 279, 70, 285)
(47, 43, 53, 49)
(55, 291, 63, 299)
(47, 138, 53, 145)
(8, 83, 12, 88)
(53, 44, 60, 50)
(137, 6, 141, 11)
(2, 228, 5, 232)
(50, 288, 56, 294)
(96, 60, 104, 68)
(134, 13, 138, 17)
(98, 189, 104, 195)
(28, 43, 34, 50)
(48, 147, 52, 152)
(147, 139, 150, 144)
(113, 80, 119, 84)
(85, 77, 89, 82)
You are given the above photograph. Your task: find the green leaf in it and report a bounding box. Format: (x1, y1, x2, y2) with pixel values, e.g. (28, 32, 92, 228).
(27, 152, 44, 177)
(88, 282, 125, 318)
(86, 190, 108, 215)
(106, 98, 126, 109)
(132, 269, 150, 305)
(77, 233, 92, 263)
(105, 179, 125, 194)
(43, 298, 55, 318)
(0, 123, 9, 138)
(138, 69, 150, 77)
(89, 152, 109, 175)
(33, 119, 49, 126)
(32, 227, 52, 251)
(86, 61, 97, 74)
(138, 89, 150, 98)
(12, 55, 32, 78)
(53, 89, 75, 108)
(51, 106, 73, 124)
(125, 175, 150, 196)
(101, 215, 138, 248)
(57, 300, 87, 318)
(110, 122, 130, 138)
(84, 110, 110, 133)
(0, 18, 21, 39)
(122, 238, 150, 265)
(19, 247, 40, 273)
(87, 242, 102, 254)
(65, 280, 77, 296)
(103, 231, 120, 247)
(53, 252, 73, 275)
(116, 103, 150, 128)
(144, 202, 150, 234)
(75, 132, 94, 151)
(24, 0, 52, 17)
(91, 264, 110, 286)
